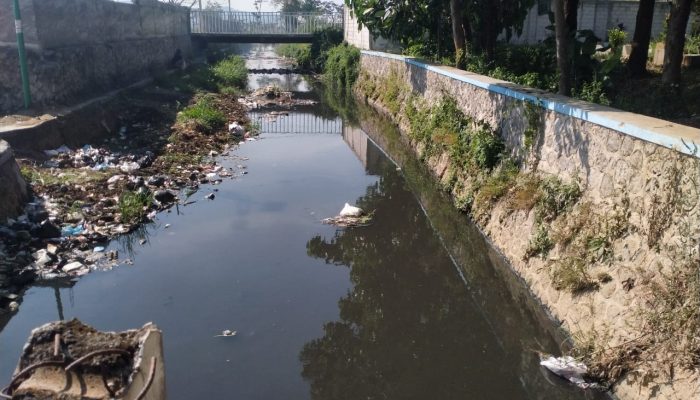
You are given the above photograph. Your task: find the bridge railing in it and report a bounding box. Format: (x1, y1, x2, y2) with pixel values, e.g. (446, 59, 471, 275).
(190, 11, 343, 35)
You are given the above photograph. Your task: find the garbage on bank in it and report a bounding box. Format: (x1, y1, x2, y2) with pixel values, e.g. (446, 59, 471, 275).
(1, 319, 165, 400)
(539, 355, 600, 389)
(0, 141, 251, 296)
(322, 203, 374, 227)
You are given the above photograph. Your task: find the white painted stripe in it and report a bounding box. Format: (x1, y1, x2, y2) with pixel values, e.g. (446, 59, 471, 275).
(14, 19, 22, 34)
(361, 50, 700, 159)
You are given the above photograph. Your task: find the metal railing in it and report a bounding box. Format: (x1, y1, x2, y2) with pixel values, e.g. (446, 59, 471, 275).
(190, 11, 343, 35)
(249, 112, 343, 135)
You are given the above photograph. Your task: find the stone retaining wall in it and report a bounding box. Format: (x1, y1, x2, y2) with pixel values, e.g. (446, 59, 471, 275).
(0, 0, 191, 113)
(0, 140, 28, 222)
(358, 50, 700, 399)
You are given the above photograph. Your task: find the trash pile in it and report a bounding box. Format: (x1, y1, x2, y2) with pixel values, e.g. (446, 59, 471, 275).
(1, 146, 249, 289)
(43, 144, 154, 173)
(322, 203, 374, 227)
(1, 80, 255, 314)
(1, 319, 164, 400)
(239, 85, 317, 109)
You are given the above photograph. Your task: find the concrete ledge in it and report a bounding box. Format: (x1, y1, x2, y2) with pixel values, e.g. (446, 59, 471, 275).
(0, 140, 28, 222)
(362, 50, 700, 159)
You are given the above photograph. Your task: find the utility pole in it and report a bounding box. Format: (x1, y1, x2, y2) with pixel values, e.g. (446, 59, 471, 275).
(12, 0, 31, 109)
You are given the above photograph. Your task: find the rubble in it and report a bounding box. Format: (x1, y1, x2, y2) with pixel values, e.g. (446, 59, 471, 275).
(1, 319, 165, 400)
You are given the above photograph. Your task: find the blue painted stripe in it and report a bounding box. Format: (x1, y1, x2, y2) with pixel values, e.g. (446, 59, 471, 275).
(361, 50, 700, 159)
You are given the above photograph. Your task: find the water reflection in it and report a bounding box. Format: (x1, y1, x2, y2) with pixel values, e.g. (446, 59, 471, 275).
(301, 125, 605, 400)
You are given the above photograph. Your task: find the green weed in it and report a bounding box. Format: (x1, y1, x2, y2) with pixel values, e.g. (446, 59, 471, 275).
(212, 55, 248, 89)
(525, 223, 554, 259)
(177, 95, 226, 133)
(119, 190, 153, 223)
(535, 176, 582, 222)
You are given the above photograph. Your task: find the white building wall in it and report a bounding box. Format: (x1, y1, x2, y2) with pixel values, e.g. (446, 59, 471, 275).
(343, 5, 400, 52)
(511, 0, 682, 44)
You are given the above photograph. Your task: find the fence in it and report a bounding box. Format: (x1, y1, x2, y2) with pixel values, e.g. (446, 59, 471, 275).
(190, 11, 343, 35)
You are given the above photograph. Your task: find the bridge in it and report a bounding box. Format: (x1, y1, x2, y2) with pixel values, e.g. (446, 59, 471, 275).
(249, 112, 343, 135)
(190, 11, 343, 43)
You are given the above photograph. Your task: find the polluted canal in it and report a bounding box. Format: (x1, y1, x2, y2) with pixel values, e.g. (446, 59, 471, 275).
(0, 45, 606, 399)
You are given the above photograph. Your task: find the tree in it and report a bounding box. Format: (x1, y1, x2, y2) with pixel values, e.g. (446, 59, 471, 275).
(346, 0, 533, 66)
(553, 0, 578, 95)
(627, 0, 656, 77)
(662, 0, 695, 86)
(449, 0, 469, 68)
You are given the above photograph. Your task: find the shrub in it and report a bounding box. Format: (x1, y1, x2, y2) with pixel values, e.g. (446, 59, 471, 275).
(607, 27, 627, 50)
(525, 223, 554, 259)
(277, 43, 312, 69)
(575, 79, 611, 106)
(536, 176, 582, 222)
(324, 43, 360, 92)
(468, 126, 505, 170)
(309, 28, 343, 71)
(178, 95, 226, 133)
(686, 34, 700, 54)
(212, 55, 248, 89)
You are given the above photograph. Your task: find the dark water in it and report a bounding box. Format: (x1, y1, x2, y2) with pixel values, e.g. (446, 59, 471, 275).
(0, 46, 606, 399)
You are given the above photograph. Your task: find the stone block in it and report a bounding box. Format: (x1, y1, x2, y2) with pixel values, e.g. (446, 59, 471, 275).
(0, 140, 28, 222)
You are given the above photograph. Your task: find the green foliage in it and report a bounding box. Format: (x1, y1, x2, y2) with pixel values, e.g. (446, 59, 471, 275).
(607, 27, 627, 50)
(535, 176, 581, 222)
(468, 126, 505, 170)
(473, 159, 520, 215)
(525, 223, 554, 259)
(277, 43, 312, 69)
(212, 55, 248, 89)
(324, 43, 361, 92)
(277, 28, 343, 72)
(177, 95, 226, 133)
(686, 34, 700, 54)
(309, 28, 344, 71)
(523, 101, 542, 149)
(464, 44, 558, 91)
(119, 190, 153, 223)
(574, 79, 611, 105)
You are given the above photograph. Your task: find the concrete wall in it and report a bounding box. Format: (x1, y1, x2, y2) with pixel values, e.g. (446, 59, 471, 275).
(0, 140, 28, 222)
(0, 0, 191, 113)
(357, 50, 700, 400)
(343, 6, 399, 52)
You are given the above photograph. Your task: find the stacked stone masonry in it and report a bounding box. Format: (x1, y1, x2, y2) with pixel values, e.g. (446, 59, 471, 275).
(359, 51, 700, 400)
(0, 0, 191, 113)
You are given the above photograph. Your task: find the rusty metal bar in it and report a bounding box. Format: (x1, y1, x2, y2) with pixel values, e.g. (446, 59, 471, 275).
(65, 349, 131, 372)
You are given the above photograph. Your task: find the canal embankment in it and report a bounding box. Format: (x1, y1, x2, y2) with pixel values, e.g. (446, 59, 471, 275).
(356, 50, 700, 399)
(0, 0, 191, 114)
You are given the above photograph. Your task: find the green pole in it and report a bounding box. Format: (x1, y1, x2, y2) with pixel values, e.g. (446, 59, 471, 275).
(12, 0, 31, 109)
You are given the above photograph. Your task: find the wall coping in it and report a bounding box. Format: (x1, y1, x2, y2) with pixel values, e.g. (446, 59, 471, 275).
(362, 50, 700, 159)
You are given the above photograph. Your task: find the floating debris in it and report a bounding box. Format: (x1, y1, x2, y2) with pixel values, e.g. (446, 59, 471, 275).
(322, 203, 374, 227)
(215, 330, 237, 338)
